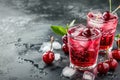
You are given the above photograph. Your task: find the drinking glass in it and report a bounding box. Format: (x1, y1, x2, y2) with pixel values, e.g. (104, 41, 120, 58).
(87, 10, 118, 52)
(67, 24, 101, 70)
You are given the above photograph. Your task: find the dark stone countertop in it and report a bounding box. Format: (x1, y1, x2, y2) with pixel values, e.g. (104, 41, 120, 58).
(0, 0, 120, 80)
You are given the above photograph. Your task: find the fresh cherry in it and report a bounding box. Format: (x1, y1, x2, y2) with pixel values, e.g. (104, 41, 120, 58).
(62, 34, 68, 44)
(103, 11, 110, 21)
(112, 49, 120, 60)
(62, 44, 69, 54)
(105, 58, 118, 70)
(97, 62, 109, 74)
(42, 51, 55, 64)
(88, 13, 94, 18)
(83, 28, 92, 37)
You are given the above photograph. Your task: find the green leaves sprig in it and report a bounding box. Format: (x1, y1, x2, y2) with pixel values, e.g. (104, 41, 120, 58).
(51, 20, 76, 36)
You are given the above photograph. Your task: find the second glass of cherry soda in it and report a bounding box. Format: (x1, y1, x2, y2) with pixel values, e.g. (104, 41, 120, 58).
(67, 24, 101, 70)
(87, 10, 118, 52)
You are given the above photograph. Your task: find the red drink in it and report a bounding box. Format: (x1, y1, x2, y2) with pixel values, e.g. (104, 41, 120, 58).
(87, 11, 118, 51)
(68, 24, 101, 70)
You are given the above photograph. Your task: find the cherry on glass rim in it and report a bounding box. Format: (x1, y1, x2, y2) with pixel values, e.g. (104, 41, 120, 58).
(103, 11, 110, 21)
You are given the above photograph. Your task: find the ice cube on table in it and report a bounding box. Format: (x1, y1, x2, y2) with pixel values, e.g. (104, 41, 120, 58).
(62, 66, 76, 78)
(39, 41, 61, 52)
(82, 71, 95, 80)
(52, 41, 61, 49)
(55, 53, 61, 61)
(39, 42, 51, 52)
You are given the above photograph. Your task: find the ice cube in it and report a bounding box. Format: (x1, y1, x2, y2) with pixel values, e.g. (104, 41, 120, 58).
(39, 41, 61, 52)
(82, 71, 95, 80)
(62, 66, 76, 78)
(55, 53, 61, 61)
(53, 41, 61, 49)
(79, 41, 89, 48)
(39, 42, 51, 52)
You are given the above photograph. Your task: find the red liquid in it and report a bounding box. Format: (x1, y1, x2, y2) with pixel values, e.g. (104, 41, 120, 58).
(87, 12, 118, 50)
(100, 33, 114, 50)
(68, 25, 101, 67)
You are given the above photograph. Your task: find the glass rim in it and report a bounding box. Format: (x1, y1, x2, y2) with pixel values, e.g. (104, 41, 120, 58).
(67, 25, 102, 41)
(87, 11, 118, 24)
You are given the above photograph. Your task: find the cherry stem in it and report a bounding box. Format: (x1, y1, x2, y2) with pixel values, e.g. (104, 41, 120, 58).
(50, 36, 54, 51)
(118, 34, 120, 50)
(105, 47, 109, 60)
(109, 0, 112, 12)
(112, 5, 120, 14)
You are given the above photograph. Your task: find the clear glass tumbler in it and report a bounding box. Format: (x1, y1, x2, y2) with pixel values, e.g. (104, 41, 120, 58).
(87, 10, 118, 51)
(67, 24, 101, 70)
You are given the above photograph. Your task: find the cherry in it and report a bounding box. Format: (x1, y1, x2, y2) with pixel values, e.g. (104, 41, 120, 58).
(112, 49, 120, 60)
(103, 11, 110, 21)
(62, 34, 68, 44)
(105, 58, 118, 70)
(62, 44, 69, 54)
(88, 13, 94, 18)
(42, 51, 55, 64)
(82, 28, 92, 37)
(97, 62, 109, 74)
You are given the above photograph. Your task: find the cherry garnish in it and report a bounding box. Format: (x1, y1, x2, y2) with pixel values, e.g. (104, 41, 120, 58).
(112, 49, 120, 60)
(97, 62, 109, 74)
(62, 34, 68, 44)
(42, 51, 55, 64)
(62, 44, 69, 54)
(105, 58, 118, 70)
(103, 11, 110, 21)
(42, 36, 55, 64)
(83, 28, 92, 37)
(88, 13, 94, 18)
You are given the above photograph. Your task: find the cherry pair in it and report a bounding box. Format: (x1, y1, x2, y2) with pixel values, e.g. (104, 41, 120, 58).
(97, 58, 118, 74)
(62, 35, 69, 54)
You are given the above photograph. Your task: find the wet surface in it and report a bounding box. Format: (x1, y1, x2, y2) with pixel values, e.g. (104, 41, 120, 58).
(0, 0, 120, 80)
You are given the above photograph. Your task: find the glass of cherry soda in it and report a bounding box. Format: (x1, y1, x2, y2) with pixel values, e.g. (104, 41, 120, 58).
(87, 10, 118, 52)
(67, 24, 101, 70)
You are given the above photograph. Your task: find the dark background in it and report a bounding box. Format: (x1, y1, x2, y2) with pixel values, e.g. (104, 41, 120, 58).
(0, 0, 120, 80)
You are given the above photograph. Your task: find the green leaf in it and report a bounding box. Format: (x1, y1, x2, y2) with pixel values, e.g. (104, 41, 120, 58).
(68, 20, 76, 27)
(51, 26, 67, 36)
(115, 34, 120, 40)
